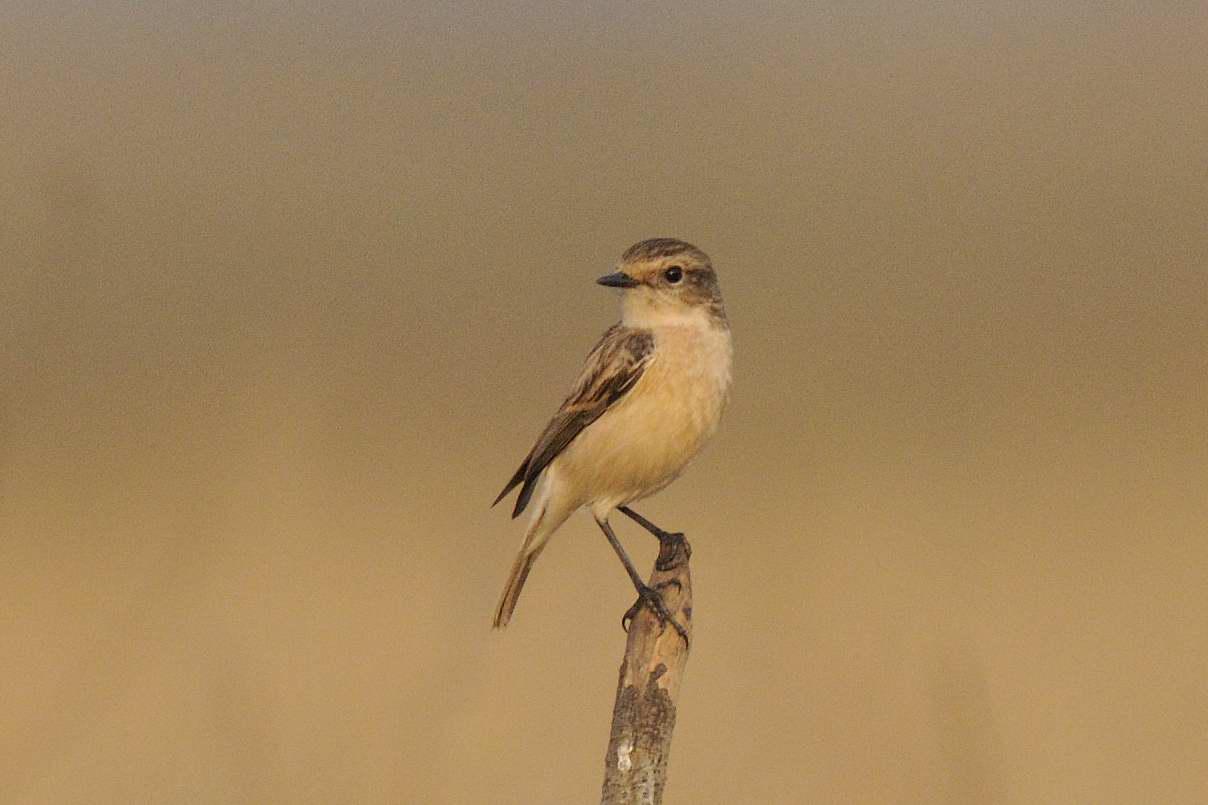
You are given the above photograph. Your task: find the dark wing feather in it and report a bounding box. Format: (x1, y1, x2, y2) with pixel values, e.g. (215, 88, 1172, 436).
(491, 458, 530, 508)
(492, 324, 654, 518)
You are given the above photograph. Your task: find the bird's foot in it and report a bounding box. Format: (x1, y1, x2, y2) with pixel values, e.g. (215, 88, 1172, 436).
(621, 583, 689, 646)
(653, 532, 687, 571)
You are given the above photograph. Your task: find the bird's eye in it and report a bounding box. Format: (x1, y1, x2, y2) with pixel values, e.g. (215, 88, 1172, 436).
(664, 266, 684, 284)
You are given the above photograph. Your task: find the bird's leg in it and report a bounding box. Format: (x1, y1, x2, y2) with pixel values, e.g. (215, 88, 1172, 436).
(595, 516, 689, 646)
(617, 505, 681, 541)
(618, 506, 688, 571)
(620, 587, 689, 646)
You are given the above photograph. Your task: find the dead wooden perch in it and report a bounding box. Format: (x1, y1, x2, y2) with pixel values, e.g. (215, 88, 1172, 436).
(600, 532, 693, 805)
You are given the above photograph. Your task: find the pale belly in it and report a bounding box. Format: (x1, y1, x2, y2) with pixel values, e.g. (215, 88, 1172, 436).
(555, 323, 732, 513)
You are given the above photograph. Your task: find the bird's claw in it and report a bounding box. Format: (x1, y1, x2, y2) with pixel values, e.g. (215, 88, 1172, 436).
(621, 584, 690, 646)
(654, 533, 686, 570)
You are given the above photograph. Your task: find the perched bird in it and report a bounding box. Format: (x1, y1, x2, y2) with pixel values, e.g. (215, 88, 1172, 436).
(492, 238, 732, 638)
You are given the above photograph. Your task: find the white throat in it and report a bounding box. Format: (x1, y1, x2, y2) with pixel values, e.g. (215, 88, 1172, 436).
(621, 294, 715, 330)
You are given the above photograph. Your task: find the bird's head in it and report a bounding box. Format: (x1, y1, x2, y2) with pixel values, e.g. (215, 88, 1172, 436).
(597, 238, 726, 328)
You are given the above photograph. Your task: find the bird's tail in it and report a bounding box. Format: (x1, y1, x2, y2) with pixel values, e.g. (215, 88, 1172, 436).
(493, 475, 572, 628)
(492, 537, 547, 629)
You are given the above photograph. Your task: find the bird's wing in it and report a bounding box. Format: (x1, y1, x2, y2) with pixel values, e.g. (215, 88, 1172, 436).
(493, 324, 655, 518)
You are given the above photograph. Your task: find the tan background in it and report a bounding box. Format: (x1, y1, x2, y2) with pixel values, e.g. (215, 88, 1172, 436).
(3, 3, 1206, 803)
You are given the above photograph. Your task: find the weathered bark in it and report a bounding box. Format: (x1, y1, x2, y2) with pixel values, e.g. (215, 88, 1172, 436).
(600, 534, 692, 805)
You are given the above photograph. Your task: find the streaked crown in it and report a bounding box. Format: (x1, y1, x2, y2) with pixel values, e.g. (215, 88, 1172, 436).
(616, 238, 726, 324)
(621, 238, 710, 265)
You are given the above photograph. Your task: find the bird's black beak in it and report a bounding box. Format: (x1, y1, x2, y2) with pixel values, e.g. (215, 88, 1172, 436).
(596, 271, 639, 289)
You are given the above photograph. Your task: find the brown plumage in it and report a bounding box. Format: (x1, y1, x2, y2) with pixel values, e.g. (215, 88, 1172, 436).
(493, 325, 654, 518)
(491, 238, 731, 629)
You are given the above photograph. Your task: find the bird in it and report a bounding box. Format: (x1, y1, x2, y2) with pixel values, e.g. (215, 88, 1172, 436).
(491, 238, 732, 639)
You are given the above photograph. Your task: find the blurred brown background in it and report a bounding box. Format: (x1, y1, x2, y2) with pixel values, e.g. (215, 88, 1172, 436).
(2, 2, 1206, 803)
